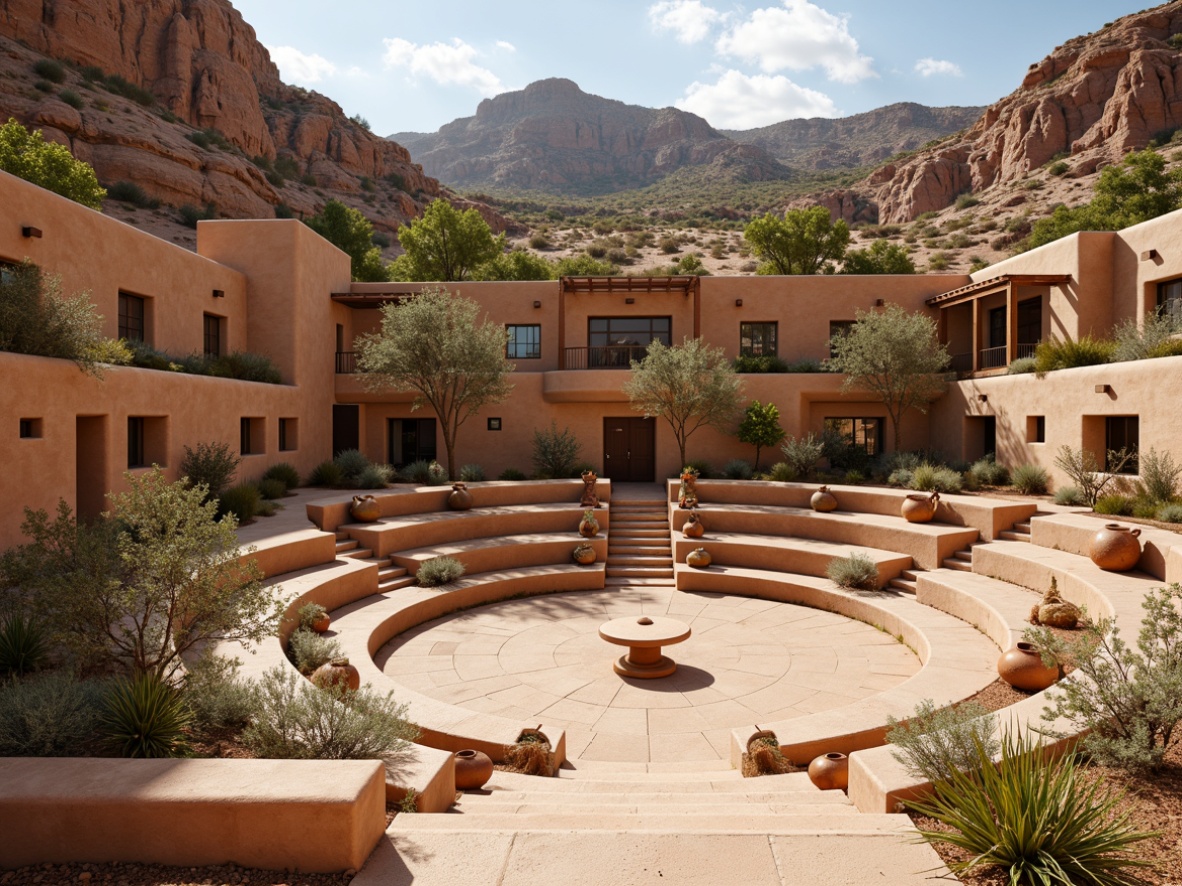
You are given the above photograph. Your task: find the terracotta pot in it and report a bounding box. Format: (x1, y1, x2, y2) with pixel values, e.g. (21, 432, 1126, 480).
(350, 494, 380, 523)
(683, 514, 705, 538)
(997, 641, 1058, 692)
(579, 514, 600, 538)
(312, 657, 360, 692)
(448, 482, 473, 511)
(686, 547, 712, 569)
(807, 752, 849, 791)
(454, 749, 494, 791)
(678, 473, 699, 509)
(573, 545, 597, 565)
(580, 471, 600, 507)
(1088, 523, 1142, 571)
(810, 485, 837, 512)
(311, 613, 331, 634)
(901, 491, 940, 523)
(746, 729, 778, 752)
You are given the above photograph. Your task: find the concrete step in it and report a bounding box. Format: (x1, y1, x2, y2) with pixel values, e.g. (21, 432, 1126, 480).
(378, 565, 408, 580)
(393, 811, 913, 834)
(606, 555, 674, 568)
(888, 577, 917, 593)
(458, 790, 847, 807)
(609, 536, 672, 547)
(610, 528, 671, 538)
(378, 575, 417, 592)
(997, 530, 1031, 542)
(334, 530, 350, 542)
(1013, 521, 1032, 532)
(953, 549, 973, 562)
(451, 801, 859, 816)
(611, 513, 667, 524)
(334, 539, 359, 553)
(339, 547, 374, 560)
(608, 545, 671, 557)
(603, 577, 678, 587)
(941, 558, 973, 572)
(606, 566, 675, 578)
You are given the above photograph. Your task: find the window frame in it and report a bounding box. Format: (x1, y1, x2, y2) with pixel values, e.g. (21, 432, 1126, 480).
(739, 321, 778, 357)
(823, 416, 884, 456)
(1104, 415, 1139, 474)
(118, 292, 146, 342)
(506, 324, 541, 360)
(127, 416, 146, 468)
(203, 313, 222, 358)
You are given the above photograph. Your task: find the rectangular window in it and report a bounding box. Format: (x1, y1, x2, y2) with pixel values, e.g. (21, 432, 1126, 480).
(127, 416, 166, 468)
(118, 292, 145, 342)
(388, 418, 437, 467)
(828, 321, 855, 358)
(988, 306, 1007, 349)
(824, 417, 884, 456)
(588, 316, 671, 367)
(507, 324, 541, 359)
(203, 314, 222, 358)
(19, 418, 42, 439)
(1017, 296, 1042, 347)
(1158, 277, 1182, 321)
(240, 417, 265, 456)
(1027, 416, 1046, 444)
(1105, 416, 1139, 474)
(279, 418, 298, 452)
(128, 416, 145, 468)
(739, 322, 778, 357)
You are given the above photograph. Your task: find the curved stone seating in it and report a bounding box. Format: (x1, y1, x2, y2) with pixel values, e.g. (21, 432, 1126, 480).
(672, 534, 911, 585)
(389, 533, 608, 577)
(1028, 511, 1182, 583)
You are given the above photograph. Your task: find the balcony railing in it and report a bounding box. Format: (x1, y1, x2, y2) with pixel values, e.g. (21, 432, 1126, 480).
(1016, 341, 1038, 360)
(979, 345, 1008, 370)
(563, 345, 649, 370)
(335, 351, 358, 374)
(950, 352, 972, 374)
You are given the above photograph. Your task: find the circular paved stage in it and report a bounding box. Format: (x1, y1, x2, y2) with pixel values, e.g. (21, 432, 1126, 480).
(377, 588, 920, 764)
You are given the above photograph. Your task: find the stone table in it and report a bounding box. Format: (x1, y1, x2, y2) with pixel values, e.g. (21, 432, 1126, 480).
(598, 615, 692, 679)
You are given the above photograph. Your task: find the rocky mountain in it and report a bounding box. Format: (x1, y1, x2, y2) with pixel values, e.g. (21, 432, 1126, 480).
(0, 0, 505, 239)
(866, 1, 1182, 223)
(391, 78, 794, 195)
(723, 102, 983, 172)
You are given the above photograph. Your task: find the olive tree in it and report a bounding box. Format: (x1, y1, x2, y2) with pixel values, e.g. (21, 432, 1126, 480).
(827, 304, 949, 452)
(0, 117, 106, 209)
(743, 206, 850, 275)
(356, 287, 514, 478)
(622, 337, 744, 468)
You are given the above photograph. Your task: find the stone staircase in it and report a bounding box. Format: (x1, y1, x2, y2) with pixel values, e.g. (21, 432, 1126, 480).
(334, 530, 416, 593)
(604, 499, 674, 586)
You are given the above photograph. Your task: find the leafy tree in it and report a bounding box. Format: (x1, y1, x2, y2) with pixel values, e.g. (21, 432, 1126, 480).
(0, 469, 280, 681)
(743, 206, 850, 275)
(0, 117, 106, 209)
(827, 304, 949, 452)
(841, 239, 916, 274)
(389, 199, 505, 281)
(737, 400, 785, 470)
(356, 287, 514, 478)
(305, 199, 389, 282)
(622, 337, 744, 467)
(553, 254, 619, 276)
(474, 248, 555, 281)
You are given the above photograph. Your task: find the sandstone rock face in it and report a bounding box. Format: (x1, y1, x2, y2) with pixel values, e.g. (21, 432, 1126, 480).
(868, 2, 1182, 222)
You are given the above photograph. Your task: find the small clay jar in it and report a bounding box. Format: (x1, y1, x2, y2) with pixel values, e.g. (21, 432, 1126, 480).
(312, 657, 360, 692)
(572, 545, 597, 565)
(810, 485, 838, 512)
(311, 612, 332, 634)
(997, 641, 1058, 692)
(807, 752, 849, 791)
(1088, 523, 1142, 571)
(746, 728, 778, 752)
(448, 482, 473, 511)
(901, 491, 940, 523)
(683, 513, 705, 538)
(350, 494, 380, 523)
(453, 749, 494, 791)
(686, 547, 712, 568)
(579, 511, 600, 538)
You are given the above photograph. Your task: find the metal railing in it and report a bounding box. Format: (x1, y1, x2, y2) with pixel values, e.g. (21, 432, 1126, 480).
(978, 345, 1008, 370)
(335, 351, 358, 374)
(562, 345, 649, 370)
(1016, 342, 1038, 360)
(950, 353, 973, 374)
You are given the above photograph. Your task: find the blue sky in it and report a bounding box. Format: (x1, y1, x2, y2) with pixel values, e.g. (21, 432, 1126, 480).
(231, 0, 1147, 134)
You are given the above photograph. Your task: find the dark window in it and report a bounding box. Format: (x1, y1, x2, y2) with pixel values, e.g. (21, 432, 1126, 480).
(1017, 296, 1042, 346)
(823, 417, 884, 456)
(128, 417, 145, 468)
(828, 321, 855, 358)
(203, 314, 221, 358)
(0, 260, 16, 286)
(507, 324, 541, 359)
(1158, 278, 1182, 321)
(19, 418, 41, 439)
(240, 417, 251, 456)
(1105, 416, 1139, 474)
(740, 322, 778, 357)
(588, 317, 671, 367)
(118, 292, 145, 342)
(388, 418, 437, 467)
(988, 306, 1006, 349)
(279, 418, 297, 451)
(1031, 416, 1046, 444)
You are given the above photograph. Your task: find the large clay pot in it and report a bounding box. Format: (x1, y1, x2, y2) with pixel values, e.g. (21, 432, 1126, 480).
(683, 513, 705, 538)
(573, 545, 597, 565)
(686, 547, 712, 569)
(678, 471, 699, 509)
(448, 482, 473, 511)
(580, 470, 600, 508)
(579, 511, 600, 538)
(312, 657, 361, 692)
(454, 749, 494, 790)
(350, 494, 380, 523)
(901, 491, 940, 523)
(997, 642, 1058, 692)
(1088, 523, 1142, 571)
(810, 486, 838, 512)
(808, 752, 849, 791)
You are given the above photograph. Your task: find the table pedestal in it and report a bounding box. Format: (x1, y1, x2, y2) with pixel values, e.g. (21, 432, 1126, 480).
(599, 616, 692, 680)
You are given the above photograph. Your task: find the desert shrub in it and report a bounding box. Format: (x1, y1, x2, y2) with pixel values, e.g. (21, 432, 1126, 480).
(503, 729, 554, 776)
(498, 468, 527, 481)
(178, 202, 216, 228)
(907, 729, 1153, 885)
(218, 483, 260, 523)
(1094, 494, 1133, 516)
(99, 674, 192, 758)
(968, 454, 1009, 487)
(780, 433, 824, 479)
(723, 459, 754, 480)
(334, 449, 371, 485)
(1007, 355, 1038, 374)
(182, 653, 259, 732)
(58, 89, 84, 109)
(1054, 445, 1134, 506)
(417, 556, 465, 587)
(0, 612, 47, 676)
(1158, 503, 1182, 523)
(532, 421, 582, 478)
(0, 671, 105, 756)
(1047, 160, 1070, 176)
(287, 628, 340, 675)
(1033, 336, 1115, 373)
(732, 354, 789, 373)
(307, 460, 342, 487)
(401, 460, 433, 484)
(910, 464, 963, 494)
(426, 461, 447, 485)
(257, 478, 287, 501)
(207, 352, 282, 383)
(827, 552, 879, 590)
(357, 465, 392, 489)
(888, 468, 914, 487)
(1112, 308, 1181, 362)
(1010, 463, 1049, 495)
(1132, 496, 1160, 520)
(1139, 447, 1182, 503)
(33, 59, 66, 83)
(104, 74, 155, 106)
(459, 464, 486, 482)
(108, 180, 159, 208)
(886, 699, 998, 783)
(744, 730, 794, 776)
(528, 233, 551, 249)
(243, 667, 418, 763)
(954, 193, 980, 210)
(1053, 485, 1086, 506)
(297, 603, 329, 632)
(768, 462, 795, 482)
(261, 462, 300, 491)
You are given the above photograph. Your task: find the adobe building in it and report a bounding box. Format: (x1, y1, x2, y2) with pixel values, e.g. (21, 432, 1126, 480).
(3, 165, 1182, 550)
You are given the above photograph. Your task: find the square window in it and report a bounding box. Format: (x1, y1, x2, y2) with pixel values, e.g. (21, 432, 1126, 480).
(127, 416, 167, 468)
(487, 417, 502, 431)
(203, 313, 223, 358)
(118, 292, 146, 342)
(279, 417, 298, 451)
(241, 417, 265, 455)
(506, 325, 541, 359)
(1027, 416, 1046, 444)
(19, 418, 42, 439)
(823, 417, 883, 456)
(1105, 416, 1139, 474)
(739, 322, 778, 357)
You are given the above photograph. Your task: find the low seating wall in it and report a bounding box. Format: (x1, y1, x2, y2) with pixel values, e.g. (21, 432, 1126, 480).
(1028, 512, 1182, 584)
(390, 534, 608, 577)
(672, 535, 912, 585)
(240, 528, 338, 579)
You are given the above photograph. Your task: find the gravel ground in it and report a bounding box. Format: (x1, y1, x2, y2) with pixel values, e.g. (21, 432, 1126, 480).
(0, 863, 355, 886)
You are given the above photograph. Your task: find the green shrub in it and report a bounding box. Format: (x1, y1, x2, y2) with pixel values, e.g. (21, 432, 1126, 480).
(0, 671, 105, 756)
(99, 674, 192, 758)
(357, 465, 391, 489)
(911, 463, 963, 494)
(1033, 336, 1115, 373)
(459, 464, 486, 482)
(257, 478, 287, 500)
(180, 441, 240, 501)
(498, 468, 527, 481)
(261, 462, 300, 491)
(826, 552, 879, 590)
(1145, 337, 1182, 359)
(307, 460, 342, 487)
(888, 468, 914, 487)
(334, 449, 370, 485)
(1010, 463, 1049, 495)
(954, 193, 980, 210)
(968, 454, 1008, 487)
(401, 460, 432, 484)
(207, 351, 282, 383)
(108, 180, 159, 208)
(104, 74, 154, 106)
(1158, 502, 1182, 523)
(768, 462, 795, 482)
(1047, 160, 1071, 176)
(1138, 447, 1181, 503)
(1112, 308, 1181, 362)
(178, 202, 216, 228)
(426, 461, 447, 485)
(1132, 496, 1160, 520)
(242, 667, 418, 763)
(57, 89, 83, 109)
(218, 483, 261, 523)
(1054, 444, 1134, 506)
(0, 612, 46, 676)
(723, 459, 754, 480)
(1053, 485, 1086, 506)
(182, 653, 259, 732)
(532, 421, 582, 479)
(780, 433, 824, 479)
(885, 699, 998, 782)
(287, 628, 340, 675)
(907, 729, 1154, 885)
(417, 556, 465, 587)
(732, 354, 789, 373)
(34, 59, 67, 83)
(1093, 494, 1133, 516)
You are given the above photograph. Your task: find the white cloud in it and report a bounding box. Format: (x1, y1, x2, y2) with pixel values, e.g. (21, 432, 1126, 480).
(268, 45, 338, 84)
(496, 40, 517, 52)
(915, 57, 963, 77)
(676, 69, 837, 128)
(382, 37, 506, 97)
(715, 0, 875, 83)
(648, 0, 726, 44)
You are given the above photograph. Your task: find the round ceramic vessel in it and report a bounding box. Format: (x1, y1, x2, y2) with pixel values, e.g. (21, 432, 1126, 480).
(454, 749, 494, 790)
(997, 641, 1058, 692)
(448, 483, 473, 511)
(573, 546, 597, 565)
(350, 494, 380, 523)
(312, 658, 360, 692)
(901, 492, 939, 523)
(686, 547, 712, 568)
(1088, 523, 1142, 571)
(311, 613, 331, 634)
(579, 517, 599, 538)
(683, 516, 705, 538)
(810, 487, 838, 512)
(807, 752, 849, 791)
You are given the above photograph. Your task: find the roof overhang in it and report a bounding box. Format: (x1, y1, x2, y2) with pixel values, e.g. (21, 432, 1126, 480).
(926, 274, 1073, 308)
(560, 275, 700, 296)
(330, 287, 426, 308)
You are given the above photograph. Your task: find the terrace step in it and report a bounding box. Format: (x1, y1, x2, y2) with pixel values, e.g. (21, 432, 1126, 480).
(997, 530, 1031, 542)
(609, 528, 671, 538)
(339, 546, 374, 560)
(334, 539, 359, 554)
(606, 555, 675, 568)
(888, 577, 917, 593)
(941, 558, 973, 572)
(608, 545, 672, 557)
(603, 576, 677, 587)
(605, 566, 675, 579)
(392, 811, 912, 834)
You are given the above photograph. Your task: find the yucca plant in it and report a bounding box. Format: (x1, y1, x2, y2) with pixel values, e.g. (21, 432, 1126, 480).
(906, 729, 1156, 886)
(0, 611, 47, 676)
(99, 673, 193, 758)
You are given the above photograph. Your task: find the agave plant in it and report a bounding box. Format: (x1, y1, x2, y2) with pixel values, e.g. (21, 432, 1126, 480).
(0, 612, 47, 676)
(99, 673, 193, 758)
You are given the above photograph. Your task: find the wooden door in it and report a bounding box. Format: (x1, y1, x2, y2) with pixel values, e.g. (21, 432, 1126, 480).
(603, 417, 655, 482)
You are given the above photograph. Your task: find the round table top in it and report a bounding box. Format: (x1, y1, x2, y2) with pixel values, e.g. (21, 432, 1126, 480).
(599, 615, 692, 648)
